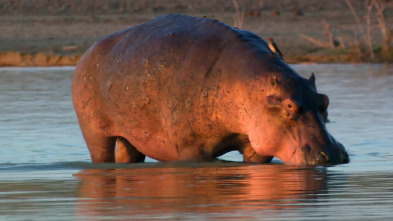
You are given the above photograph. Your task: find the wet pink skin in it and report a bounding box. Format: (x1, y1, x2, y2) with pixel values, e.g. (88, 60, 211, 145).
(72, 14, 349, 165)
(248, 87, 349, 165)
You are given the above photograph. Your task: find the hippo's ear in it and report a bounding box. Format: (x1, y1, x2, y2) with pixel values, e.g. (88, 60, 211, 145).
(309, 72, 316, 89)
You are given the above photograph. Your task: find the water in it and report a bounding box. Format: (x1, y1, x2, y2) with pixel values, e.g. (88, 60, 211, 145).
(0, 64, 392, 220)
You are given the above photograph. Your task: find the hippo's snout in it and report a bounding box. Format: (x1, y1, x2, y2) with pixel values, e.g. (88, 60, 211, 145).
(300, 142, 349, 165)
(334, 142, 350, 164)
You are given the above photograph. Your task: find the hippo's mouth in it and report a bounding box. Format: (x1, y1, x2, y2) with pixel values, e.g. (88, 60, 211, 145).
(285, 145, 340, 165)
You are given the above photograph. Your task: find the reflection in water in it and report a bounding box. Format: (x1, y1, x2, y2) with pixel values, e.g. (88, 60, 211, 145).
(75, 164, 327, 219)
(1, 65, 393, 220)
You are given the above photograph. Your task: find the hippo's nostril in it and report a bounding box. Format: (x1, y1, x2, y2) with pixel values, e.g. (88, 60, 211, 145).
(311, 151, 330, 165)
(320, 151, 330, 163)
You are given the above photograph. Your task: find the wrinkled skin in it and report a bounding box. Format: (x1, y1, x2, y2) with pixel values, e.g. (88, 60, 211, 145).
(72, 14, 349, 165)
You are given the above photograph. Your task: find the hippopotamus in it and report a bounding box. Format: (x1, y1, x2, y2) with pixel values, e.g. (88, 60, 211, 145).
(72, 14, 349, 165)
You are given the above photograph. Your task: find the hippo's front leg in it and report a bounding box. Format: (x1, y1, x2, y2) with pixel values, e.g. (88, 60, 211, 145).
(240, 144, 273, 164)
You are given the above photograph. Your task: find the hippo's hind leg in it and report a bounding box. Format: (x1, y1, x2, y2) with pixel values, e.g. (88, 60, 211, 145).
(75, 113, 118, 163)
(83, 131, 117, 163)
(115, 137, 146, 163)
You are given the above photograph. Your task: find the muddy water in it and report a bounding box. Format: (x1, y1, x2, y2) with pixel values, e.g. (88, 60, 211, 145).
(1, 64, 393, 220)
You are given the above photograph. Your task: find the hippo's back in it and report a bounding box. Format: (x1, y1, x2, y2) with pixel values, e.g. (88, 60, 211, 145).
(74, 14, 270, 128)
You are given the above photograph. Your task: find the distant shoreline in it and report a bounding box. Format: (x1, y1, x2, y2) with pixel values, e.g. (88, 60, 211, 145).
(0, 52, 81, 67)
(1, 1, 392, 66)
(0, 51, 389, 67)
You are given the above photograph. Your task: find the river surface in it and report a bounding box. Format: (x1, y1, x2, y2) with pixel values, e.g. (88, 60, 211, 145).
(0, 64, 392, 220)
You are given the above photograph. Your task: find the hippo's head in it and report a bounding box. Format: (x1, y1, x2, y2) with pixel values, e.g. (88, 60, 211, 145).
(249, 73, 349, 165)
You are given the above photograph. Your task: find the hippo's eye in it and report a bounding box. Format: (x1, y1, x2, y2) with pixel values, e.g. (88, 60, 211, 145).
(287, 103, 292, 109)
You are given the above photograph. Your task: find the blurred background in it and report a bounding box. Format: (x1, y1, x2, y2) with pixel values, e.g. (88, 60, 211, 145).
(1, 0, 392, 66)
